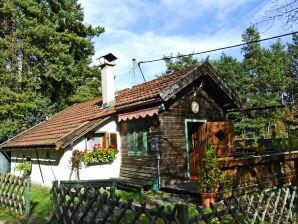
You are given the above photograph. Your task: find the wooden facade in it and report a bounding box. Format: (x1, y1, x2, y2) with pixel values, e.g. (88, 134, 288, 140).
(158, 87, 229, 185)
(117, 62, 298, 195)
(118, 67, 237, 189)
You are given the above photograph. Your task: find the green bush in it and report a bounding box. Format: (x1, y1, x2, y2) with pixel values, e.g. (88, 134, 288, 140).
(197, 145, 225, 192)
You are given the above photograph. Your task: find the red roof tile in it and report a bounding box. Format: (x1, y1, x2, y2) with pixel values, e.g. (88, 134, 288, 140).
(115, 69, 191, 107)
(2, 63, 240, 150)
(2, 98, 114, 149)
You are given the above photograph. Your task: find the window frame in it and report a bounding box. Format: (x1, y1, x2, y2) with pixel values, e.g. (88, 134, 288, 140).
(126, 122, 148, 156)
(86, 132, 118, 151)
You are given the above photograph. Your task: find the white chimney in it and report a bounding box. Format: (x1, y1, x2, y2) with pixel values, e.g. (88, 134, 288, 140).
(98, 53, 117, 108)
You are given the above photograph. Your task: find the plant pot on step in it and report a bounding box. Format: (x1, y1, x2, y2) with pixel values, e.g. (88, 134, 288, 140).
(197, 145, 225, 208)
(201, 192, 217, 208)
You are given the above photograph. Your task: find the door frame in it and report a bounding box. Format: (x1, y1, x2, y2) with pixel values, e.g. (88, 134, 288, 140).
(184, 119, 207, 180)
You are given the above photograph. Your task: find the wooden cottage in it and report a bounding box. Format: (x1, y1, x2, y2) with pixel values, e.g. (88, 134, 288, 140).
(115, 62, 241, 189)
(0, 59, 241, 188)
(2, 54, 297, 193)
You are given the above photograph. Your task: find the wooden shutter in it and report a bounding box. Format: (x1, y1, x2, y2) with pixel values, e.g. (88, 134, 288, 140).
(110, 133, 117, 148)
(103, 133, 107, 148)
(207, 122, 234, 156)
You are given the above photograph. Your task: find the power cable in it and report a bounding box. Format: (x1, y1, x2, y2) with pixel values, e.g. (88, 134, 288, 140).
(137, 31, 297, 80)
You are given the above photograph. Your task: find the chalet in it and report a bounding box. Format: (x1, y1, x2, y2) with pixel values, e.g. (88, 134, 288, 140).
(0, 53, 241, 189)
(3, 53, 296, 193)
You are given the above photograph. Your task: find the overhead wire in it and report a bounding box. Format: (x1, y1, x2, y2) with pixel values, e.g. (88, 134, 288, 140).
(137, 31, 297, 81)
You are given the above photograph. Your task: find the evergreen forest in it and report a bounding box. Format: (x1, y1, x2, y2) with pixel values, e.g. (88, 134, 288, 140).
(0, 1, 297, 142)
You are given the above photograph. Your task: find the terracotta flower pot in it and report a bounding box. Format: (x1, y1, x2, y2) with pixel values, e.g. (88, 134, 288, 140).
(201, 192, 216, 208)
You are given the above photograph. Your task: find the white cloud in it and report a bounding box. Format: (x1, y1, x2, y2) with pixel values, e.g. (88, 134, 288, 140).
(78, 0, 296, 91)
(92, 27, 244, 90)
(79, 0, 252, 32)
(78, 0, 138, 28)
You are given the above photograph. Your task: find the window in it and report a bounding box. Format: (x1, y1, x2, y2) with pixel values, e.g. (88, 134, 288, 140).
(127, 122, 148, 156)
(86, 132, 117, 151)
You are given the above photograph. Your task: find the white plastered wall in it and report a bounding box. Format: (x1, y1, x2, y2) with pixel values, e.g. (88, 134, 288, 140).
(10, 118, 121, 187)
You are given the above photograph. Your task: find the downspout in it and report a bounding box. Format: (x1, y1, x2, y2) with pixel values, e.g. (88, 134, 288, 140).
(150, 136, 160, 191)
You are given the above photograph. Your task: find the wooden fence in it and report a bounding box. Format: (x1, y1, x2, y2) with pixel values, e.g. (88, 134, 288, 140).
(50, 179, 297, 224)
(0, 172, 31, 216)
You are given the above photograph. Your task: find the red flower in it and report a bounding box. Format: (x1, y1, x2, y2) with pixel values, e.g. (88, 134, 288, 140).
(93, 144, 102, 150)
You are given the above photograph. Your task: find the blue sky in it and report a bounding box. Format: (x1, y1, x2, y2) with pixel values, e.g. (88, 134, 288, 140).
(77, 0, 297, 91)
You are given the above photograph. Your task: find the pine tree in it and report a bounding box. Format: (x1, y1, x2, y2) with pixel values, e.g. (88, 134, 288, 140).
(286, 33, 298, 107)
(0, 0, 104, 142)
(163, 54, 199, 75)
(239, 26, 291, 137)
(212, 53, 245, 101)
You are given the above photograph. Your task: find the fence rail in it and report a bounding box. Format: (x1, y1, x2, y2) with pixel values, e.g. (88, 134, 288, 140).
(50, 180, 297, 224)
(0, 172, 31, 216)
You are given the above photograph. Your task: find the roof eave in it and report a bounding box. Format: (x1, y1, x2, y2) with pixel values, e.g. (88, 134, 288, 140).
(115, 98, 162, 112)
(160, 62, 242, 110)
(54, 116, 113, 150)
(0, 144, 56, 151)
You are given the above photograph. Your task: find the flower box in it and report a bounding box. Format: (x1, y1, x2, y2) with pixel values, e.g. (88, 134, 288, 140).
(80, 144, 119, 166)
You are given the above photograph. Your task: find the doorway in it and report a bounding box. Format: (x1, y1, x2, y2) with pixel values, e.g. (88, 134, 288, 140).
(185, 120, 207, 179)
(185, 120, 235, 180)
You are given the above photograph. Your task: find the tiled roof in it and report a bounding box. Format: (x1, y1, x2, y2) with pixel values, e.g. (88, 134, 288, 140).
(2, 98, 115, 149)
(1, 62, 241, 150)
(115, 69, 192, 107)
(1, 69, 190, 150)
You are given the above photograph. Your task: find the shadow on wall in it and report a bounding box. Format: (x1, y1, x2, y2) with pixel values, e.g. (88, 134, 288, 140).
(13, 149, 63, 166)
(0, 151, 11, 173)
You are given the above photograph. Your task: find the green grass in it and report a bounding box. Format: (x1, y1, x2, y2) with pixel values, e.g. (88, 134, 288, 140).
(116, 189, 164, 202)
(24, 185, 52, 224)
(0, 208, 21, 224)
(0, 184, 52, 224)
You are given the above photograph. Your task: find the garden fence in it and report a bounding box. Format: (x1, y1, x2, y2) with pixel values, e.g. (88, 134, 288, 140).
(50, 179, 297, 224)
(0, 172, 31, 216)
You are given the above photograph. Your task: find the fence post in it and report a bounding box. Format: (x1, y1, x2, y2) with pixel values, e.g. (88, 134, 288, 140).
(177, 204, 189, 224)
(52, 181, 58, 211)
(111, 180, 116, 199)
(25, 176, 31, 217)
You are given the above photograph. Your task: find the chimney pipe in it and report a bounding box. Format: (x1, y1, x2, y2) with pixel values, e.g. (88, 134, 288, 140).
(98, 53, 117, 108)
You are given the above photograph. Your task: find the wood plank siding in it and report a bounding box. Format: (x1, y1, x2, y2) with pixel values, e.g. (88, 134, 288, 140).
(158, 87, 226, 186)
(119, 85, 227, 188)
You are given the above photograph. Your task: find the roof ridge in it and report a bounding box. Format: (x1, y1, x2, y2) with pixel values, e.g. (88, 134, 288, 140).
(117, 68, 192, 93)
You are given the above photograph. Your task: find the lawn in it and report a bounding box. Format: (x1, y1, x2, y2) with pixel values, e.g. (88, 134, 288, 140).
(0, 185, 193, 223)
(0, 185, 52, 224)
(0, 185, 246, 224)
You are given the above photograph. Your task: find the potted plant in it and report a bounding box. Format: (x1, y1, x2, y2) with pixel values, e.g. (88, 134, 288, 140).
(15, 161, 32, 177)
(197, 145, 225, 208)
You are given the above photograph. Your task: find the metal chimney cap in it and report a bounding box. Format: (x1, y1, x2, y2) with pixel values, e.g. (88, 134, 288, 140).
(98, 53, 117, 62)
